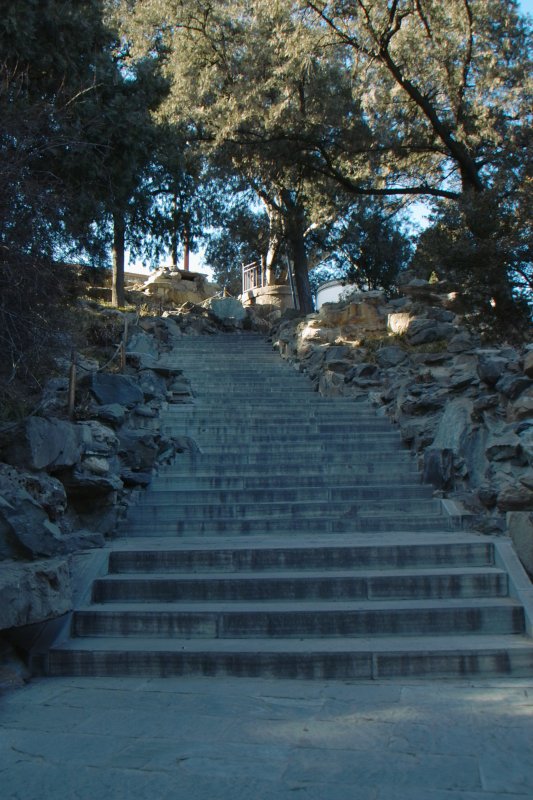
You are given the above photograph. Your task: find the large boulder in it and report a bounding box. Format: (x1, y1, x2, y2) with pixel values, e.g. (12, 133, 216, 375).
(1, 417, 81, 472)
(206, 296, 246, 322)
(0, 491, 65, 560)
(0, 558, 72, 630)
(90, 373, 144, 408)
(406, 318, 455, 346)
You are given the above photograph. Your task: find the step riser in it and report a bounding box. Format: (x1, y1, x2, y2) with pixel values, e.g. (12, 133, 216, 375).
(92, 574, 508, 603)
(150, 475, 422, 489)
(138, 487, 433, 504)
(72, 606, 525, 638)
(47, 649, 533, 680)
(121, 516, 450, 535)
(108, 543, 495, 573)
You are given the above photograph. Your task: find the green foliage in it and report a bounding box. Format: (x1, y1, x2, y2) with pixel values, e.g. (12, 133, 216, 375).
(411, 194, 532, 339)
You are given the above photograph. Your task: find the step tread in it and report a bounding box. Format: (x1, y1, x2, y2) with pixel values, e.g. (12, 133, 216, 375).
(75, 597, 521, 613)
(99, 566, 505, 580)
(51, 633, 533, 654)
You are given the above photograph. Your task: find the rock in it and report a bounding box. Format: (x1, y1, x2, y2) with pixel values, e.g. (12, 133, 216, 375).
(519, 469, 533, 490)
(345, 363, 381, 383)
(127, 330, 160, 357)
(1, 417, 81, 472)
(167, 376, 193, 403)
(447, 332, 475, 353)
(0, 465, 66, 520)
(117, 430, 160, 471)
(206, 296, 246, 322)
(476, 354, 508, 386)
(518, 426, 533, 466)
(496, 374, 533, 400)
(318, 369, 346, 396)
(82, 456, 110, 475)
(137, 369, 167, 401)
(423, 448, 454, 491)
(61, 468, 123, 499)
(120, 469, 152, 487)
(132, 405, 159, 419)
(0, 558, 72, 630)
(400, 390, 447, 415)
(78, 421, 119, 457)
(507, 512, 533, 576)
(497, 484, 533, 512)
(406, 318, 455, 345)
(524, 351, 533, 379)
(485, 432, 522, 462)
(508, 389, 533, 422)
(323, 345, 354, 373)
(66, 528, 105, 550)
(472, 394, 500, 415)
(0, 492, 66, 559)
(376, 346, 408, 368)
(95, 403, 127, 426)
(387, 312, 412, 335)
(90, 373, 144, 408)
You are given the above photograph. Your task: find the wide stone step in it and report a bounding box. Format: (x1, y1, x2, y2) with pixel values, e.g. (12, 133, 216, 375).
(138, 484, 433, 505)
(184, 434, 403, 448)
(129, 497, 442, 522)
(47, 635, 533, 679)
(166, 452, 413, 468)
(70, 598, 525, 638)
(122, 514, 452, 536)
(108, 539, 496, 573)
(150, 472, 422, 490)
(92, 568, 508, 603)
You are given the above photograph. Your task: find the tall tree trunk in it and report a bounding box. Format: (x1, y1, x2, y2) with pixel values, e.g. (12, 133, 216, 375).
(282, 192, 314, 314)
(261, 199, 283, 285)
(112, 211, 125, 308)
(171, 192, 178, 268)
(183, 214, 190, 271)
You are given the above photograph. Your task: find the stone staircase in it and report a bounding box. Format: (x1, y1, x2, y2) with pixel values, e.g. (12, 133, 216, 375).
(48, 333, 533, 679)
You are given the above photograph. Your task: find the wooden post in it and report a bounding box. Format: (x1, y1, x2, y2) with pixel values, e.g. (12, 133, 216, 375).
(67, 350, 77, 419)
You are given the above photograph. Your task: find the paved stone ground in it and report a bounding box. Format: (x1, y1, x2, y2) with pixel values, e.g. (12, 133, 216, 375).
(1, 676, 532, 799)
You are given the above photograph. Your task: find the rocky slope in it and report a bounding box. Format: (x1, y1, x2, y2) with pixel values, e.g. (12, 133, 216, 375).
(269, 279, 533, 574)
(0, 298, 249, 644)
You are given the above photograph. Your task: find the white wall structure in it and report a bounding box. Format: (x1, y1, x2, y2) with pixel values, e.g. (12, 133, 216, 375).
(315, 279, 346, 310)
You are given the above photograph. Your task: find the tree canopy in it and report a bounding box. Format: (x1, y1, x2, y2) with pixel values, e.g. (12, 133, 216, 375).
(1, 0, 531, 322)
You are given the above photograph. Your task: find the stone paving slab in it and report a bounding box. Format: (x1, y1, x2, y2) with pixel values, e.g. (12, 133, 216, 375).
(1, 676, 532, 799)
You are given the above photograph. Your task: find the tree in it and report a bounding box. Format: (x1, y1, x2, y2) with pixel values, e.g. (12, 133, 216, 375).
(113, 0, 368, 313)
(325, 200, 412, 291)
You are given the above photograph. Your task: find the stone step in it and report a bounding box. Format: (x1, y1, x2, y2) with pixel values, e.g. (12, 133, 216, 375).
(137, 484, 434, 505)
(92, 567, 508, 603)
(128, 497, 443, 522)
(150, 473, 422, 489)
(121, 516, 454, 536)
(47, 635, 533, 679)
(108, 539, 496, 573)
(70, 598, 525, 638)
(164, 452, 414, 468)
(180, 433, 403, 447)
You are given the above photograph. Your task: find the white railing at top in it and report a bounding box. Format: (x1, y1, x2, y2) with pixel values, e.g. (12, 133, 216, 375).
(242, 261, 265, 294)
